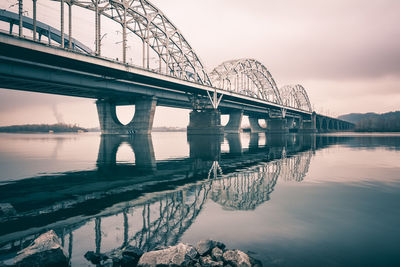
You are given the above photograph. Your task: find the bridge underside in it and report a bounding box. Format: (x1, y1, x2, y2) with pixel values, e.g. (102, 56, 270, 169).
(0, 34, 354, 134)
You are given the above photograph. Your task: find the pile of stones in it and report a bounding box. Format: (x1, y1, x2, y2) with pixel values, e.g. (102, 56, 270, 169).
(9, 230, 262, 267)
(86, 239, 262, 267)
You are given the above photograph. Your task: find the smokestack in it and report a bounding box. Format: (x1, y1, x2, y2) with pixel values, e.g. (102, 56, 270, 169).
(52, 105, 64, 124)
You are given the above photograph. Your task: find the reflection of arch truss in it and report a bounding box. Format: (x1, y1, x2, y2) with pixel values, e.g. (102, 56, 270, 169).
(88, 182, 211, 254)
(5, 179, 211, 258)
(280, 151, 313, 182)
(209, 59, 282, 104)
(70, 0, 211, 85)
(210, 161, 280, 210)
(279, 84, 312, 112)
(2, 150, 313, 258)
(129, 184, 210, 251)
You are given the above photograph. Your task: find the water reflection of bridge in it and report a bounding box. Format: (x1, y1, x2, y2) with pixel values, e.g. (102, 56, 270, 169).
(0, 133, 318, 262)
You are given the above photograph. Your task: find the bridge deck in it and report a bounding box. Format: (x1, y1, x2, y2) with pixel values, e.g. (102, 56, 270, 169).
(0, 33, 312, 117)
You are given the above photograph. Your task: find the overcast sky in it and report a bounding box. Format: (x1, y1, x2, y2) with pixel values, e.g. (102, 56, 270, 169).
(0, 0, 399, 127)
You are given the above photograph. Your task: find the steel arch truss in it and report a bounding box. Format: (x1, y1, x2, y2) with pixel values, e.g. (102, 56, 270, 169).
(69, 0, 211, 85)
(279, 84, 312, 112)
(209, 59, 282, 104)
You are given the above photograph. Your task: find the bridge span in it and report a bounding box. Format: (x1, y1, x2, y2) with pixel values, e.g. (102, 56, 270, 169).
(0, 2, 354, 134)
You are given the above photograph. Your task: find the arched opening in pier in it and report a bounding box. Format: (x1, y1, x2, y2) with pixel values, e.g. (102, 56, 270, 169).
(242, 116, 250, 129)
(153, 107, 189, 129)
(116, 105, 135, 125)
(221, 115, 229, 126)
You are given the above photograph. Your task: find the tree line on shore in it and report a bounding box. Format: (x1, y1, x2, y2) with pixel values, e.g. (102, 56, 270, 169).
(0, 123, 88, 133)
(339, 111, 400, 132)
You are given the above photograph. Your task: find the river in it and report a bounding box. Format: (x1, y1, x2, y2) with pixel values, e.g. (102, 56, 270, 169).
(0, 132, 399, 266)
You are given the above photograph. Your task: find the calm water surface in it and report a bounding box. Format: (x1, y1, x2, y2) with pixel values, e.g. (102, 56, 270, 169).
(0, 132, 399, 266)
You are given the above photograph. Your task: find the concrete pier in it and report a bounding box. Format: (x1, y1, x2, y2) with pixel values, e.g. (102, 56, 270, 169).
(266, 118, 289, 134)
(249, 117, 265, 133)
(286, 117, 296, 130)
(187, 109, 224, 135)
(299, 120, 317, 133)
(96, 97, 157, 135)
(224, 110, 243, 133)
(299, 112, 317, 133)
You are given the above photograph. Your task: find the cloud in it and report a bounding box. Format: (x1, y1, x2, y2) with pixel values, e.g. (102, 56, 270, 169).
(153, 0, 400, 81)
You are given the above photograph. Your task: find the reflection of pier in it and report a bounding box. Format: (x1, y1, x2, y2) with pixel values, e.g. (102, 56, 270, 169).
(97, 135, 156, 170)
(0, 133, 318, 262)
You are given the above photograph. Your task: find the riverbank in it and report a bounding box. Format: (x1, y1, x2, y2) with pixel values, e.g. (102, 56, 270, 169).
(0, 124, 187, 133)
(0, 123, 88, 133)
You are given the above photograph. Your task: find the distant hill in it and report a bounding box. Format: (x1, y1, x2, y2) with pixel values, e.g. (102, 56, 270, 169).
(339, 111, 400, 132)
(0, 124, 88, 133)
(338, 113, 380, 124)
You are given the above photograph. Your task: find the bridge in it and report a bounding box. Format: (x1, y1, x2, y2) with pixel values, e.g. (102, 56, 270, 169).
(0, 1, 354, 134)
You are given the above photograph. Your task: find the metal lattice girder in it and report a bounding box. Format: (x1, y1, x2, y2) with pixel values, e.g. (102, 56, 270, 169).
(209, 58, 282, 104)
(53, 0, 211, 85)
(279, 84, 312, 112)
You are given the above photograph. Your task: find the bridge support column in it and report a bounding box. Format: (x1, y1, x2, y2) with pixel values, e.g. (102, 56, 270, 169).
(266, 118, 289, 134)
(18, 0, 23, 37)
(96, 97, 157, 135)
(187, 109, 224, 135)
(224, 110, 243, 133)
(299, 113, 317, 133)
(249, 117, 265, 133)
(286, 117, 297, 132)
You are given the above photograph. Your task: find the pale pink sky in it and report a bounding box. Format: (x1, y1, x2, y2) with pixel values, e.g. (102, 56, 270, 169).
(0, 0, 399, 127)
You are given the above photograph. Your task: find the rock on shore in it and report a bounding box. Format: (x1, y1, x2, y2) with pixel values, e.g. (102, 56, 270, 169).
(10, 231, 262, 267)
(83, 239, 262, 266)
(136, 239, 261, 267)
(13, 230, 69, 267)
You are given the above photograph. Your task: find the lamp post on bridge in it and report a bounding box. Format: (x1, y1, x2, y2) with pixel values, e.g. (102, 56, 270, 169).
(67, 1, 72, 49)
(60, 0, 64, 48)
(32, 0, 37, 41)
(18, 0, 23, 37)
